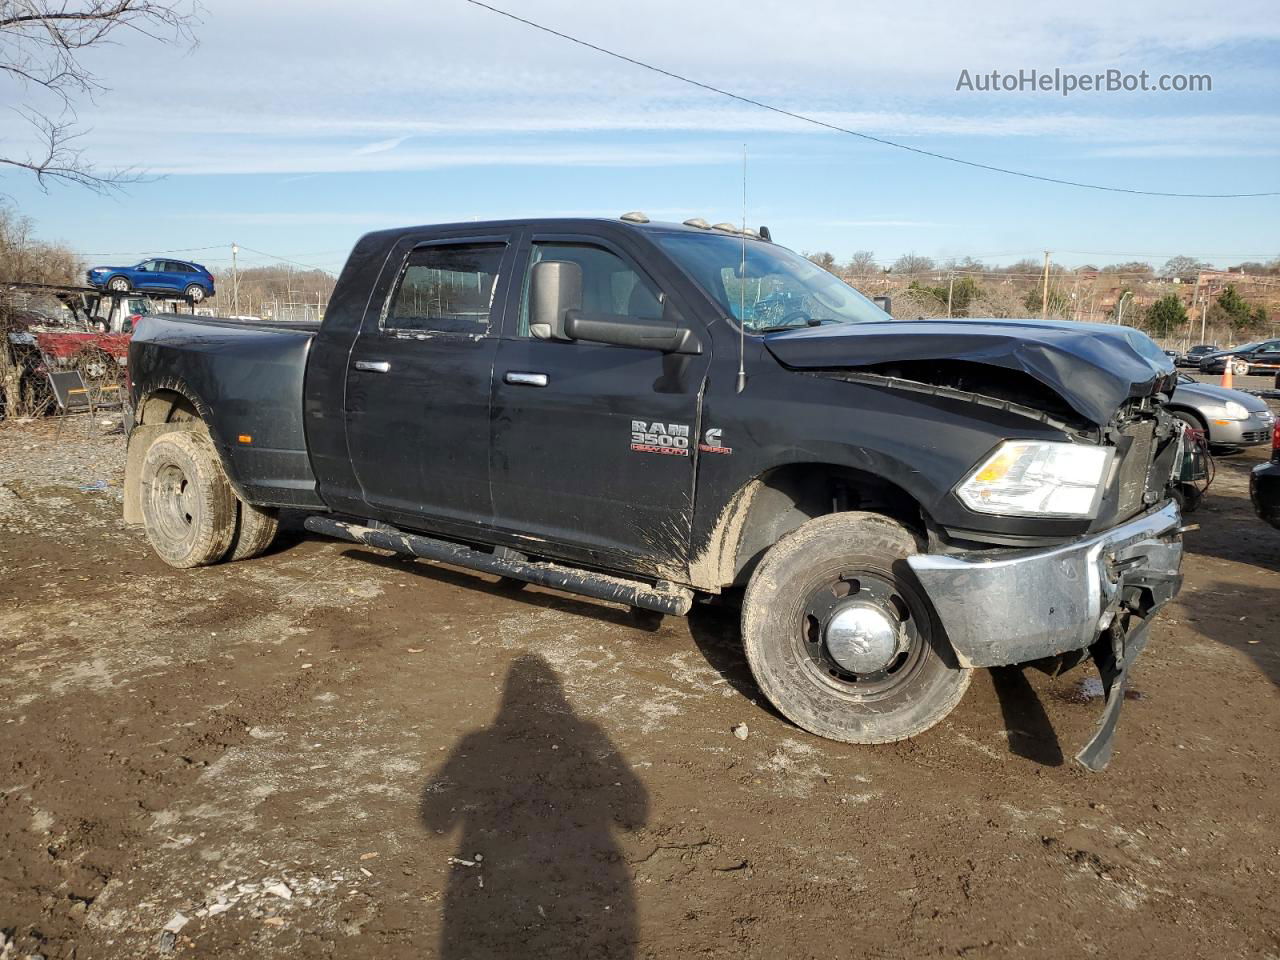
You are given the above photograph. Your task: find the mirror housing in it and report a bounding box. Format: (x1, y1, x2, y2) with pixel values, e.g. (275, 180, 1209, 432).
(529, 260, 582, 340)
(565, 298, 701, 355)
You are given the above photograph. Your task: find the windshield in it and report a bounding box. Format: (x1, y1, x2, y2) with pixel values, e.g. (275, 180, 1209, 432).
(655, 232, 890, 333)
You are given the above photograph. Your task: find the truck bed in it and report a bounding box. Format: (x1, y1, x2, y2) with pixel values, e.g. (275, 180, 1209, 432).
(128, 313, 324, 508)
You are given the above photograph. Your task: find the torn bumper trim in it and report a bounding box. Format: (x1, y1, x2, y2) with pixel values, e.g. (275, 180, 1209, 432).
(906, 501, 1183, 668)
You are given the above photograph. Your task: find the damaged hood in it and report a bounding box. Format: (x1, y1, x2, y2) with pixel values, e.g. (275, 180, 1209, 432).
(763, 318, 1176, 426)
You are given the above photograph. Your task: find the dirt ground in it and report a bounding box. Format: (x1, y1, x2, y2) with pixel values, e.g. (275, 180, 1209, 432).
(1, 395, 1277, 959)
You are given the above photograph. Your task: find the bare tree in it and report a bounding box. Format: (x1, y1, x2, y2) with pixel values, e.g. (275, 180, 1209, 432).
(806, 251, 836, 273)
(1160, 255, 1209, 280)
(845, 250, 878, 277)
(890, 253, 935, 275)
(1, 1, 199, 192)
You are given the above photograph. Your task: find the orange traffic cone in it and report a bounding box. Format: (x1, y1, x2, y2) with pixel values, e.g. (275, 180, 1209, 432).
(1220, 361, 1234, 389)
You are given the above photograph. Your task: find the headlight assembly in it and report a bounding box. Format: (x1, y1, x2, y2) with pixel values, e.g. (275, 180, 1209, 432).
(957, 440, 1113, 519)
(1221, 400, 1251, 421)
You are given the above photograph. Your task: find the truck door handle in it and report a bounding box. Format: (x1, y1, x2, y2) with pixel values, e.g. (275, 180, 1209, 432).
(354, 360, 391, 373)
(504, 371, 548, 387)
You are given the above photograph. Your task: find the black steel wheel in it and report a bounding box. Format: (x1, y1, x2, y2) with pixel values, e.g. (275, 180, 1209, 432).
(742, 512, 971, 744)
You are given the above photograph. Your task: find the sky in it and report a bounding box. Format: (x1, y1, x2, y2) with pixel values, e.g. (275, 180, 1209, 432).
(2, 0, 1279, 275)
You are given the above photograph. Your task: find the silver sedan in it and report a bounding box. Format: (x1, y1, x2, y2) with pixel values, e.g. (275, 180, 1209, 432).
(1166, 375, 1276, 447)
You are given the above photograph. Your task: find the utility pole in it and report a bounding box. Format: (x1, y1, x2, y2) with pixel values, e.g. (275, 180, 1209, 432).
(1200, 294, 1208, 344)
(1190, 272, 1203, 349)
(231, 242, 240, 316)
(946, 274, 955, 318)
(1040, 250, 1051, 321)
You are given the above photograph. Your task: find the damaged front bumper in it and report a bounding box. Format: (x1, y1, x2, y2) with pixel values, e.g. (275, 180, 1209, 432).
(907, 501, 1184, 771)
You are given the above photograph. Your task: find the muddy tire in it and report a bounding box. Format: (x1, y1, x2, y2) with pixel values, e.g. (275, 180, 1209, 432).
(139, 431, 237, 568)
(741, 512, 971, 744)
(226, 500, 279, 562)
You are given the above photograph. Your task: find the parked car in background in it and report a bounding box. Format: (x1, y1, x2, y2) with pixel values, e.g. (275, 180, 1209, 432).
(1176, 344, 1218, 368)
(87, 259, 215, 303)
(1162, 349, 1182, 365)
(1198, 339, 1280, 377)
(1251, 422, 1280, 530)
(1167, 374, 1276, 448)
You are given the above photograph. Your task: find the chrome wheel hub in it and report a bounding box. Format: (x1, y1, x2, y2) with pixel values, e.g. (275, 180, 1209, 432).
(824, 603, 901, 674)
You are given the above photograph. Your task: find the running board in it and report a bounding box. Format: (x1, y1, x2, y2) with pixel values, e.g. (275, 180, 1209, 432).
(303, 516, 694, 616)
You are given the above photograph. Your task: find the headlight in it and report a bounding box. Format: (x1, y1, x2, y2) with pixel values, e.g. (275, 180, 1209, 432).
(957, 440, 1113, 519)
(1221, 400, 1250, 421)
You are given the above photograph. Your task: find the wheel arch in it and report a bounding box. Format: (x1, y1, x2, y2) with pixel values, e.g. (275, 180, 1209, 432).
(689, 461, 929, 591)
(1165, 404, 1209, 434)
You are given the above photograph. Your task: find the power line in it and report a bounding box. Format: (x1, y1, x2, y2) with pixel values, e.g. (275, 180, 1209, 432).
(228, 245, 336, 273)
(464, 0, 1280, 200)
(74, 244, 230, 257)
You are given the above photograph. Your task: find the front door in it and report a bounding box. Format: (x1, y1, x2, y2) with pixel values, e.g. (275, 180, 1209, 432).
(489, 237, 711, 575)
(345, 235, 516, 535)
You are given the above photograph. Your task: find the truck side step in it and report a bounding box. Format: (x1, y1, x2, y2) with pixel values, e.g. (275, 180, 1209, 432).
(303, 516, 694, 616)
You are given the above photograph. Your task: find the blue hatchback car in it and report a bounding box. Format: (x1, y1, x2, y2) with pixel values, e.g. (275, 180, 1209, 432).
(87, 258, 216, 303)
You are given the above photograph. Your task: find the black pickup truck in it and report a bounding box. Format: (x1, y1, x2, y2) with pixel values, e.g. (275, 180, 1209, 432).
(125, 215, 1189, 770)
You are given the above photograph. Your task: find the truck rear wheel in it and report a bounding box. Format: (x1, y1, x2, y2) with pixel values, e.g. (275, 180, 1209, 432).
(139, 431, 237, 568)
(741, 512, 971, 744)
(226, 500, 279, 562)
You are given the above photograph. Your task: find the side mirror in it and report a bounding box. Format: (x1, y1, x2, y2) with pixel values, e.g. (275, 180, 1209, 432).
(564, 298, 701, 355)
(529, 260, 582, 340)
(873, 295, 893, 317)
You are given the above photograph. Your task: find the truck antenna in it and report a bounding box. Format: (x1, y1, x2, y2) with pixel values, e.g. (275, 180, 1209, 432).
(736, 144, 748, 394)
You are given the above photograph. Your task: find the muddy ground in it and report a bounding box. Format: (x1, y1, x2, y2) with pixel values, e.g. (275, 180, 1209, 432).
(1, 398, 1277, 959)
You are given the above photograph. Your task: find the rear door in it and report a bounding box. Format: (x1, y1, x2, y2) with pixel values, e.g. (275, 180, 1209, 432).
(163, 261, 191, 293)
(344, 232, 517, 537)
(489, 234, 711, 574)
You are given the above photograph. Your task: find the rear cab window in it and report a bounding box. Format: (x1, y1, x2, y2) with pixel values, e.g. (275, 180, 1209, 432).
(384, 243, 506, 336)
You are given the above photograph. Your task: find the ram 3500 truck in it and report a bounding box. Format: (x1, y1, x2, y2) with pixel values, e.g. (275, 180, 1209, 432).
(125, 216, 1189, 770)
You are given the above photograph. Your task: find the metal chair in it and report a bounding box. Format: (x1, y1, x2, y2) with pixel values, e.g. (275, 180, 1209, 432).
(47, 369, 124, 437)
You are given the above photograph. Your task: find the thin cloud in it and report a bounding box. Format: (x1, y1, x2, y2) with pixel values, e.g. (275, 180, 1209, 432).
(354, 135, 410, 155)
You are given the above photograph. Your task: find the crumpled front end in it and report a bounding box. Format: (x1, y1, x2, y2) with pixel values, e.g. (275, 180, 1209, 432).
(907, 500, 1184, 770)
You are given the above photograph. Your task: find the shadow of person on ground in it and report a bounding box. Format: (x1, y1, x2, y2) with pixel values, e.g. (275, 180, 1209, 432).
(421, 654, 648, 960)
(989, 666, 1065, 766)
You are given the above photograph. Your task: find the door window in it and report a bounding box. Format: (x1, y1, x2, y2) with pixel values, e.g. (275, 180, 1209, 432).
(517, 243, 662, 337)
(384, 243, 505, 335)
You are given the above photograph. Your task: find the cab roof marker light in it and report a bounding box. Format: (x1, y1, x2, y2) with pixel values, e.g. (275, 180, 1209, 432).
(619, 211, 650, 223)
(682, 217, 712, 229)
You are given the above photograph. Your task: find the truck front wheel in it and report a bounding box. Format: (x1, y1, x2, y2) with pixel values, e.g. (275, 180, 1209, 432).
(742, 512, 971, 744)
(139, 431, 237, 568)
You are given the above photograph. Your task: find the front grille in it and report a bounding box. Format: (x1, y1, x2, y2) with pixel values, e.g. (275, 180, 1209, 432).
(1243, 429, 1270, 444)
